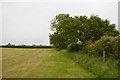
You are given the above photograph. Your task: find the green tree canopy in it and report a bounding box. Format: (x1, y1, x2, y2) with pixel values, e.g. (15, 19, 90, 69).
(49, 14, 119, 49)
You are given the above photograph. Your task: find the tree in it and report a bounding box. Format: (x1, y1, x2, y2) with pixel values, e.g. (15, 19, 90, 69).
(7, 43, 11, 46)
(49, 14, 119, 49)
(50, 14, 70, 32)
(49, 32, 67, 49)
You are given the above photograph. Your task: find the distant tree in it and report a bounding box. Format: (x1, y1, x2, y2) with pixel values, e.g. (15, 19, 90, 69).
(7, 43, 11, 46)
(40, 44, 42, 46)
(32, 44, 36, 46)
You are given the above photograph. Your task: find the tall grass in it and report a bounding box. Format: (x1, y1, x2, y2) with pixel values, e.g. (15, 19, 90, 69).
(62, 50, 118, 78)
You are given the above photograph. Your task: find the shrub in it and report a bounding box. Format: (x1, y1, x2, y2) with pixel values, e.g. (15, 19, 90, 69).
(111, 36, 120, 59)
(84, 36, 119, 58)
(67, 43, 81, 52)
(82, 41, 94, 55)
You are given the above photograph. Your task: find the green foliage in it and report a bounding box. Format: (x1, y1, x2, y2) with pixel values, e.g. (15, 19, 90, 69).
(49, 33, 67, 49)
(50, 14, 70, 32)
(84, 36, 120, 59)
(67, 43, 81, 52)
(82, 40, 93, 54)
(49, 14, 119, 49)
(111, 36, 120, 59)
(64, 51, 118, 78)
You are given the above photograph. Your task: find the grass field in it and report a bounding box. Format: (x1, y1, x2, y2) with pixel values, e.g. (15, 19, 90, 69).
(2, 48, 95, 78)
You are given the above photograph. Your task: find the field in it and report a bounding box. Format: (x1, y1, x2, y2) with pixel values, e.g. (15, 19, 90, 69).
(2, 48, 96, 78)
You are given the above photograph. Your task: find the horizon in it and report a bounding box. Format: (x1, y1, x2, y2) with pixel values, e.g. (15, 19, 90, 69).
(0, 43, 50, 46)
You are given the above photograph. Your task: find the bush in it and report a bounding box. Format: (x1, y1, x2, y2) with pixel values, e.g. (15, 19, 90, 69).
(84, 36, 119, 58)
(82, 41, 93, 54)
(67, 43, 81, 52)
(111, 36, 120, 59)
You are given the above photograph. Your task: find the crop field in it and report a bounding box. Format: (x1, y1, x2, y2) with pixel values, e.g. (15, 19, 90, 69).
(2, 48, 95, 78)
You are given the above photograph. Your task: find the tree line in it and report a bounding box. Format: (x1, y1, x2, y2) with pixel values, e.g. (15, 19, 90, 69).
(1, 43, 52, 48)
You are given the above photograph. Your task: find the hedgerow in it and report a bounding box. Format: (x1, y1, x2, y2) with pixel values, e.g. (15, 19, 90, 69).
(83, 36, 120, 59)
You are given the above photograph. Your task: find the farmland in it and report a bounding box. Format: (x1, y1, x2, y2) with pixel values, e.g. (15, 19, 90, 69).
(2, 48, 95, 78)
(1, 2, 119, 79)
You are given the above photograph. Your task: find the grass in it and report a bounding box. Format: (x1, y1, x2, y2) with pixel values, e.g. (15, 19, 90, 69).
(2, 48, 95, 78)
(62, 50, 118, 78)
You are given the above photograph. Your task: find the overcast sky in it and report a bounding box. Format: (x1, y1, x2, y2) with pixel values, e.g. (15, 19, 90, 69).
(0, 0, 119, 45)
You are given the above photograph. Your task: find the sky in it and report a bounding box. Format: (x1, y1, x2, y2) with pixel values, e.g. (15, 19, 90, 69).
(118, 1, 120, 30)
(0, 0, 120, 45)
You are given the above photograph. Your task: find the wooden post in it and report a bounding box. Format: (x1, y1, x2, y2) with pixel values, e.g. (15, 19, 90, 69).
(103, 51, 105, 61)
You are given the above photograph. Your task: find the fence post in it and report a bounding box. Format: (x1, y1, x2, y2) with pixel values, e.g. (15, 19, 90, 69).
(103, 51, 105, 61)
